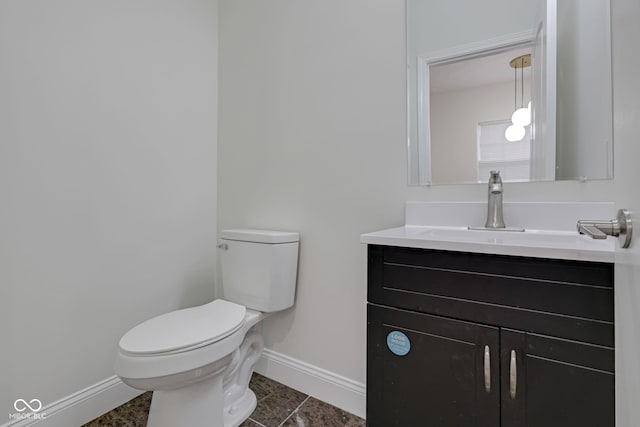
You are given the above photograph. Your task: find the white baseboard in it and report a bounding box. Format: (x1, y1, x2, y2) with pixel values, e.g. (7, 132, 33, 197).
(2, 376, 142, 427)
(2, 351, 366, 426)
(254, 348, 366, 419)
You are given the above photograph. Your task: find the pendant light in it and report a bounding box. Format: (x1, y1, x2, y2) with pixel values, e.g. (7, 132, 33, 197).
(505, 54, 531, 142)
(505, 123, 526, 142)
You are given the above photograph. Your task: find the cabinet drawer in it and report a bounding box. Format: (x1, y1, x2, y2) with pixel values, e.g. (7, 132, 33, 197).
(368, 245, 615, 347)
(380, 245, 613, 286)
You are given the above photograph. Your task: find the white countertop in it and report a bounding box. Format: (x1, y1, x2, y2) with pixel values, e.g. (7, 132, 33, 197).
(360, 225, 615, 263)
(360, 202, 617, 263)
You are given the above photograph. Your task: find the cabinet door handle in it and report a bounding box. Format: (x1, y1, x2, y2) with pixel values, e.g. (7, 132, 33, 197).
(509, 350, 517, 399)
(484, 345, 491, 393)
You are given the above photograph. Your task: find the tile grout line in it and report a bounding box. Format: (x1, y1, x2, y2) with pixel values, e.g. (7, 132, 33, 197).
(247, 417, 268, 427)
(277, 395, 311, 427)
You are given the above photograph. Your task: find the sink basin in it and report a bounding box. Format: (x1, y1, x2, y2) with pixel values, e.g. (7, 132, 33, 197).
(417, 227, 602, 247)
(360, 225, 615, 262)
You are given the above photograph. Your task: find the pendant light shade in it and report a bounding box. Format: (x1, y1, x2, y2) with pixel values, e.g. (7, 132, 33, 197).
(512, 107, 531, 127)
(505, 124, 526, 142)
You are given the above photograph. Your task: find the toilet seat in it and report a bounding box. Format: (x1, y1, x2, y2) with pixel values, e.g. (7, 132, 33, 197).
(119, 299, 246, 356)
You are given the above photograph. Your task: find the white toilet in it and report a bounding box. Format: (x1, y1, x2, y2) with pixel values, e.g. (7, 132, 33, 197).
(114, 229, 299, 427)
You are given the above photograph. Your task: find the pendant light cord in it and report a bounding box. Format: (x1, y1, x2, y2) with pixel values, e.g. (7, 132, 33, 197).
(514, 64, 517, 111)
(521, 57, 524, 108)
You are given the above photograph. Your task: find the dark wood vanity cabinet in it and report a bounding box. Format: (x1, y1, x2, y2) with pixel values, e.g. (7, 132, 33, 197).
(366, 245, 615, 427)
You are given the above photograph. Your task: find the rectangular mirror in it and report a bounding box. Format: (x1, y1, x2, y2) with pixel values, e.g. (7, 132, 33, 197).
(407, 0, 613, 186)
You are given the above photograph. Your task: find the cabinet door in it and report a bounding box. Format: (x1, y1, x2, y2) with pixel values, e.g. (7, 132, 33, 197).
(501, 329, 615, 427)
(367, 304, 500, 427)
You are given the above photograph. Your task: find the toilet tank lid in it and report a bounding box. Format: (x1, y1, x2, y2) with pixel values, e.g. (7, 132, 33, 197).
(221, 229, 299, 244)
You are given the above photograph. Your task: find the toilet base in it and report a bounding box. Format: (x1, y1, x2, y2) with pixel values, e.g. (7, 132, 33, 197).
(224, 388, 257, 427)
(147, 371, 225, 427)
(146, 379, 257, 427)
(144, 328, 264, 427)
(146, 370, 260, 427)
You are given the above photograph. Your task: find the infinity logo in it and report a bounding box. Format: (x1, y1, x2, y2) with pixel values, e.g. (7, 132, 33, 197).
(13, 399, 42, 413)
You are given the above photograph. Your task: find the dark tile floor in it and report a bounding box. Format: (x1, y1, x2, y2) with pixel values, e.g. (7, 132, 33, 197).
(83, 373, 365, 427)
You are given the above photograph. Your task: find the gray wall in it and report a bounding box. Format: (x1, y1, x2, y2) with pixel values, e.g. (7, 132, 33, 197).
(218, 0, 408, 386)
(0, 0, 219, 416)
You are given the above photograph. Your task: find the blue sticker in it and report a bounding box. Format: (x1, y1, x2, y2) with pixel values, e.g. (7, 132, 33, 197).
(386, 330, 411, 356)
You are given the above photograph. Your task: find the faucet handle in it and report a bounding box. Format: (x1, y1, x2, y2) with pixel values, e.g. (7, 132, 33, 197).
(577, 209, 633, 248)
(577, 224, 607, 239)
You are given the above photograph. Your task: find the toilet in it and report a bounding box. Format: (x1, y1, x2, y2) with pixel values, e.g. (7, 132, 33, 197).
(114, 229, 299, 427)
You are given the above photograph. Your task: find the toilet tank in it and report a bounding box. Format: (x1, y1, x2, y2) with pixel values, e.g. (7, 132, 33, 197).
(220, 229, 299, 312)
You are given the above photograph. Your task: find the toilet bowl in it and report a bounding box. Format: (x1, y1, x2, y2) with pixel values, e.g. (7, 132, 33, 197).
(114, 229, 299, 427)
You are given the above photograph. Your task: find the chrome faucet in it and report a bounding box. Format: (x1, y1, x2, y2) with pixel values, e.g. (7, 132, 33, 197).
(485, 170, 506, 229)
(468, 171, 524, 232)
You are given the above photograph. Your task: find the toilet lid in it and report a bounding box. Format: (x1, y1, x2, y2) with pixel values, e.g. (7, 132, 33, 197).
(119, 300, 246, 355)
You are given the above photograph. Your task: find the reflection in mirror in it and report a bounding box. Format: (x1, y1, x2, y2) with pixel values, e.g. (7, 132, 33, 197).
(407, 0, 613, 186)
(429, 46, 534, 184)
